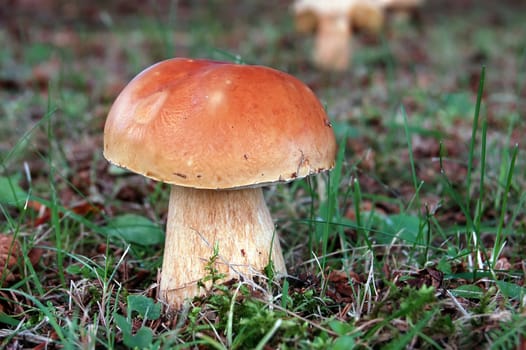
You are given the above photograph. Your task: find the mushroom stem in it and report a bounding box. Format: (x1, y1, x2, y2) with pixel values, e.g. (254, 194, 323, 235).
(314, 13, 352, 71)
(160, 186, 286, 307)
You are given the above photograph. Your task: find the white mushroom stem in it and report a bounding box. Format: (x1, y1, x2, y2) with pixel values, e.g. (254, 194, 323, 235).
(313, 13, 352, 71)
(160, 186, 286, 307)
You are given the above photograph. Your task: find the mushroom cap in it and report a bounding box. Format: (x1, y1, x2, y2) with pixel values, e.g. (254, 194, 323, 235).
(293, 0, 358, 14)
(104, 58, 337, 189)
(293, 0, 384, 34)
(380, 0, 423, 9)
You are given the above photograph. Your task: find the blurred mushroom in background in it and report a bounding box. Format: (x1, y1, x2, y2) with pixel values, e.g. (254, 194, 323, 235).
(381, 0, 424, 22)
(292, 0, 424, 71)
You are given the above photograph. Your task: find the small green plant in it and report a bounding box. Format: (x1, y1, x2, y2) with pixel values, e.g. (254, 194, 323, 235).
(114, 295, 162, 349)
(197, 242, 228, 292)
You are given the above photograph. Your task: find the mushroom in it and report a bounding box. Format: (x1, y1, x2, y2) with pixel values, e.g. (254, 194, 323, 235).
(380, 0, 423, 11)
(380, 0, 424, 23)
(293, 0, 384, 71)
(104, 58, 337, 308)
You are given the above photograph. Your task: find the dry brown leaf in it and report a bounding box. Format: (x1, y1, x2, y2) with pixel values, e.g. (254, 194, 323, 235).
(327, 270, 362, 302)
(0, 234, 21, 286)
(399, 267, 444, 289)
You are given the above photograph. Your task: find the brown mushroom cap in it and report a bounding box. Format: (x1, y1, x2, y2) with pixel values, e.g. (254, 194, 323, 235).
(104, 58, 337, 189)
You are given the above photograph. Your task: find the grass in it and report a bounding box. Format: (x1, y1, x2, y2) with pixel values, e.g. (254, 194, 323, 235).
(1, 0, 526, 348)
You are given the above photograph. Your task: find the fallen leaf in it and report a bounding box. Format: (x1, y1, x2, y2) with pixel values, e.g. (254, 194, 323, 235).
(31, 200, 103, 227)
(327, 270, 361, 302)
(0, 234, 21, 286)
(399, 267, 443, 289)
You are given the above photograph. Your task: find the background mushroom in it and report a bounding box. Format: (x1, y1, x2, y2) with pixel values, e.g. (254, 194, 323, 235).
(380, 0, 424, 23)
(380, 0, 423, 12)
(292, 0, 424, 71)
(293, 0, 384, 71)
(104, 58, 337, 308)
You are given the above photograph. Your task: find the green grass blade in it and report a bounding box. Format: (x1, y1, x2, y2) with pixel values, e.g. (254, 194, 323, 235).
(492, 144, 518, 268)
(465, 66, 486, 228)
(383, 309, 438, 350)
(45, 93, 66, 288)
(474, 119, 488, 233)
(320, 143, 345, 270)
(352, 178, 373, 251)
(254, 318, 282, 350)
(401, 106, 419, 193)
(0, 288, 66, 343)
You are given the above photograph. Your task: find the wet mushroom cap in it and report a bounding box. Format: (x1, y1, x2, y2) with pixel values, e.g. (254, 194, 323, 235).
(104, 58, 337, 189)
